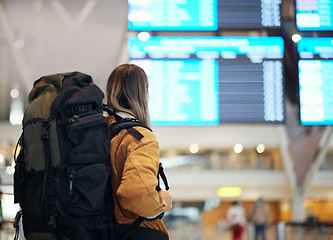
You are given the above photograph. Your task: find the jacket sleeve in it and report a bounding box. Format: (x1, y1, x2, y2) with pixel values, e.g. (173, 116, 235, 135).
(116, 128, 166, 217)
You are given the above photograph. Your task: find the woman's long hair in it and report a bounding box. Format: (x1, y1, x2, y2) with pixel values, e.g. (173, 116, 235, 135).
(106, 63, 150, 126)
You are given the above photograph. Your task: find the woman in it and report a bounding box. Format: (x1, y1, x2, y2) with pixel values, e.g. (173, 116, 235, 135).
(226, 201, 246, 240)
(106, 63, 172, 239)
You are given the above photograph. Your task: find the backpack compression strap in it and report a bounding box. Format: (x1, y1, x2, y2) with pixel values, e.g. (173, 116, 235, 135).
(41, 122, 58, 231)
(156, 163, 169, 191)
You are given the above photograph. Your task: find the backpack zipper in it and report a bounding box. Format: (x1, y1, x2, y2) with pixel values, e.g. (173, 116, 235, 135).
(69, 171, 76, 195)
(68, 115, 79, 124)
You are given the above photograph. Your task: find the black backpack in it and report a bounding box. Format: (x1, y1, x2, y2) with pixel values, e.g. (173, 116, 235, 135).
(13, 72, 169, 240)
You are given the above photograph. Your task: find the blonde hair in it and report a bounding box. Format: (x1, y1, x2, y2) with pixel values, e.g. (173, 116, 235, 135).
(106, 64, 150, 126)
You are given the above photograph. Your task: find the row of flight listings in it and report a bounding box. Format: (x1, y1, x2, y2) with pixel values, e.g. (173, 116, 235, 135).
(128, 0, 333, 31)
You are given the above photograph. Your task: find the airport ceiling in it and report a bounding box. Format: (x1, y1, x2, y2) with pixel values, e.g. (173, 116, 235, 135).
(0, 0, 127, 120)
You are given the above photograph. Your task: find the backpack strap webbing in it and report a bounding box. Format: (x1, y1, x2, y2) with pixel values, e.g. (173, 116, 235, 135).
(40, 122, 57, 233)
(13, 211, 22, 240)
(156, 163, 169, 191)
(40, 122, 50, 206)
(103, 105, 123, 122)
(13, 134, 24, 204)
(120, 216, 145, 240)
(120, 214, 165, 240)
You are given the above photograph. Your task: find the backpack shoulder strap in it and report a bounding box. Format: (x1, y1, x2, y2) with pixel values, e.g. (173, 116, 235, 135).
(110, 120, 152, 140)
(104, 106, 152, 140)
(107, 112, 170, 191)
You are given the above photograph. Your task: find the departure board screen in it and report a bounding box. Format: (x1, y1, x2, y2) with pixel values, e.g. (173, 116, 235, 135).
(127, 0, 281, 31)
(131, 59, 219, 126)
(217, 0, 281, 29)
(128, 36, 284, 125)
(128, 0, 218, 31)
(296, 0, 333, 31)
(298, 37, 333, 125)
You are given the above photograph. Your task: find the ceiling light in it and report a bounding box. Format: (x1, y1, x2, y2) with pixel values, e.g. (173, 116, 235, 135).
(292, 34, 302, 43)
(234, 143, 243, 153)
(138, 32, 150, 41)
(13, 40, 25, 49)
(256, 144, 265, 153)
(10, 88, 19, 99)
(189, 143, 199, 154)
(217, 186, 242, 197)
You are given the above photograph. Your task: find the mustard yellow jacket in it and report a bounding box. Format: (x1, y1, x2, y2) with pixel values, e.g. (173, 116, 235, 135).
(108, 116, 168, 234)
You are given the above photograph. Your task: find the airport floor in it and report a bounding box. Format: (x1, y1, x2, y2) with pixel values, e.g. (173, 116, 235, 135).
(168, 224, 275, 240)
(1, 222, 332, 240)
(168, 224, 333, 240)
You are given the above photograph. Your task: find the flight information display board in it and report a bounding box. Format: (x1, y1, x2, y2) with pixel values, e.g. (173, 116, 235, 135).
(129, 36, 284, 125)
(298, 37, 333, 125)
(128, 0, 217, 31)
(127, 0, 281, 31)
(296, 0, 333, 31)
(217, 0, 281, 29)
(131, 59, 219, 126)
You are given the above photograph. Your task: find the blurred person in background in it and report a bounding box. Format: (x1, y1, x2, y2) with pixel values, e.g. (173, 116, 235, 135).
(226, 201, 246, 240)
(248, 198, 271, 240)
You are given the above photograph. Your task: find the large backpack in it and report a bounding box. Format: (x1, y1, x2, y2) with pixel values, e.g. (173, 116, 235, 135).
(13, 72, 169, 240)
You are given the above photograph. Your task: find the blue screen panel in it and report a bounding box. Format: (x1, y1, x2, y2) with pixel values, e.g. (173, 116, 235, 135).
(299, 60, 333, 125)
(129, 36, 284, 125)
(127, 0, 280, 31)
(128, 36, 284, 59)
(128, 0, 218, 31)
(298, 37, 333, 125)
(297, 37, 333, 58)
(296, 0, 333, 31)
(217, 0, 281, 29)
(130, 59, 219, 126)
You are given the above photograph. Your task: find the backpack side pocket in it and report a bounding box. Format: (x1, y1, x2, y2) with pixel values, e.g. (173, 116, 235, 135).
(65, 113, 110, 165)
(21, 170, 51, 235)
(14, 146, 24, 204)
(63, 163, 111, 216)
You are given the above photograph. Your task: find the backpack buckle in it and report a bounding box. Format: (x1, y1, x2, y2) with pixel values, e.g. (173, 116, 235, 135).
(41, 122, 50, 141)
(71, 105, 82, 115)
(47, 215, 57, 231)
(70, 104, 92, 115)
(13, 211, 22, 229)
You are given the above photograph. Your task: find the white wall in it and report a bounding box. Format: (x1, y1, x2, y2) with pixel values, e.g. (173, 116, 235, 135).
(154, 124, 284, 150)
(0, 122, 21, 144)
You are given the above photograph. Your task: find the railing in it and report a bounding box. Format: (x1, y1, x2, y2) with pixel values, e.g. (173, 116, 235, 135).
(277, 221, 333, 240)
